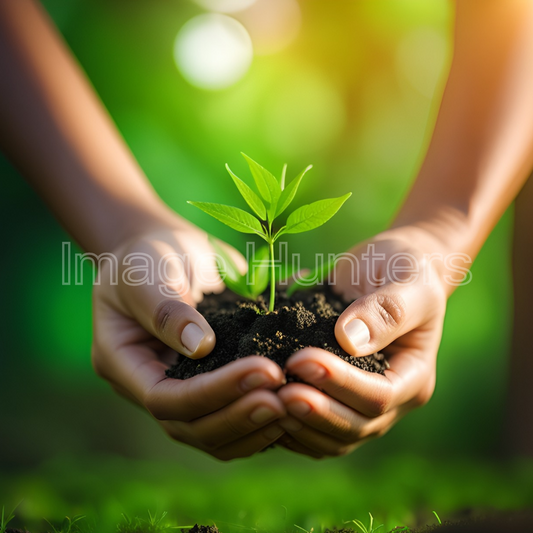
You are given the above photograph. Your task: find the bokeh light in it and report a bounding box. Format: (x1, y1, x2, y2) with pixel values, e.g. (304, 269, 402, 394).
(194, 0, 257, 14)
(263, 68, 345, 158)
(174, 14, 253, 90)
(234, 0, 301, 55)
(395, 26, 448, 98)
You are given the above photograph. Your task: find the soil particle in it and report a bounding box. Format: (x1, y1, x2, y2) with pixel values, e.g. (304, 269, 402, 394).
(166, 289, 388, 380)
(183, 525, 220, 533)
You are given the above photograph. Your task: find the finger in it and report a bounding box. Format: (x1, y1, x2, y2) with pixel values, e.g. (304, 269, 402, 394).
(95, 318, 287, 421)
(147, 356, 287, 422)
(286, 347, 431, 418)
(334, 281, 443, 357)
(117, 240, 215, 359)
(276, 419, 356, 457)
(276, 433, 325, 459)
(183, 389, 286, 450)
(209, 423, 285, 461)
(278, 383, 398, 442)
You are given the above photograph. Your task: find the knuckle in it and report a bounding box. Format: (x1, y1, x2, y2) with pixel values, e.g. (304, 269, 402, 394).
(365, 387, 393, 417)
(144, 393, 167, 421)
(328, 445, 352, 458)
(211, 450, 238, 462)
(413, 381, 435, 408)
(153, 300, 177, 338)
(368, 292, 406, 331)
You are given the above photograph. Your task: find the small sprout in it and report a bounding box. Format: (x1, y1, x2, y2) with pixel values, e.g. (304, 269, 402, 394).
(345, 513, 383, 533)
(1, 503, 20, 533)
(44, 515, 86, 533)
(189, 153, 351, 311)
(432, 511, 442, 525)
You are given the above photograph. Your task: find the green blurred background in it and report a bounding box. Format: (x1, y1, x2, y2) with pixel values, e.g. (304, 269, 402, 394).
(0, 0, 526, 530)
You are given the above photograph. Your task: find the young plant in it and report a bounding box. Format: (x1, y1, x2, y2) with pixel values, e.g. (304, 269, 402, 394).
(1, 502, 23, 533)
(344, 513, 383, 533)
(117, 511, 188, 533)
(1, 505, 16, 533)
(44, 515, 86, 533)
(189, 153, 352, 311)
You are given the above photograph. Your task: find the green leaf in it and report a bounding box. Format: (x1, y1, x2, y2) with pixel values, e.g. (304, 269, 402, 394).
(209, 237, 252, 298)
(225, 164, 267, 220)
(188, 201, 266, 238)
(275, 164, 312, 218)
(241, 153, 280, 220)
(278, 193, 352, 236)
(248, 245, 270, 297)
(286, 258, 336, 296)
(209, 236, 243, 283)
(280, 163, 287, 191)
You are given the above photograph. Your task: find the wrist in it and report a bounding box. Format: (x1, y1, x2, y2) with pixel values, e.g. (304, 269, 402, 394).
(377, 221, 473, 297)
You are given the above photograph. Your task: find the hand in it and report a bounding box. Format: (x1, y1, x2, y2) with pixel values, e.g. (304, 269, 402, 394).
(92, 222, 286, 460)
(276, 228, 448, 458)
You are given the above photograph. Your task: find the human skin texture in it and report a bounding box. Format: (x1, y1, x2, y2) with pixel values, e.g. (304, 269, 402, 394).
(276, 0, 533, 458)
(1, 0, 533, 460)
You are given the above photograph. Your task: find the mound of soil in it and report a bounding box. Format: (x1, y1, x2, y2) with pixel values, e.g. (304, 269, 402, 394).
(182, 525, 220, 533)
(166, 289, 388, 380)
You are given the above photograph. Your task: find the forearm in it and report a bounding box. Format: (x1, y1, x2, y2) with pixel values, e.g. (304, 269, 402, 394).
(0, 0, 182, 254)
(392, 0, 533, 269)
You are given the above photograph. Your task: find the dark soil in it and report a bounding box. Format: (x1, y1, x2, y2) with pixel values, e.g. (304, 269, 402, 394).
(166, 289, 389, 380)
(327, 510, 533, 532)
(183, 525, 220, 533)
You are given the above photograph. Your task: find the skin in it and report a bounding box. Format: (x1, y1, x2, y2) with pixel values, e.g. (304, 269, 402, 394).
(277, 0, 533, 458)
(0, 0, 288, 460)
(2, 0, 533, 459)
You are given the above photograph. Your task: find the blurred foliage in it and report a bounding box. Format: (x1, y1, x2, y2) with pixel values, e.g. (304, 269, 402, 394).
(1, 453, 532, 532)
(0, 0, 517, 519)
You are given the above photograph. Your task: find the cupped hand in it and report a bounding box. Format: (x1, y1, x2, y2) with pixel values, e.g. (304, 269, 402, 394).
(92, 222, 286, 460)
(276, 229, 448, 458)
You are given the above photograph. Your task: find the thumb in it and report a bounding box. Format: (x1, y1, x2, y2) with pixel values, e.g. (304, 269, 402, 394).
(152, 299, 215, 359)
(334, 284, 415, 357)
(119, 250, 215, 359)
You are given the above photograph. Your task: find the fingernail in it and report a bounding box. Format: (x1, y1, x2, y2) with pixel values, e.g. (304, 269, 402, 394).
(292, 362, 326, 382)
(241, 372, 270, 392)
(287, 401, 311, 418)
(263, 424, 285, 440)
(181, 323, 204, 353)
(279, 418, 303, 432)
(250, 406, 277, 424)
(344, 318, 370, 349)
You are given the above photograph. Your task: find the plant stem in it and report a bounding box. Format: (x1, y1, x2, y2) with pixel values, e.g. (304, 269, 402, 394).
(269, 239, 275, 311)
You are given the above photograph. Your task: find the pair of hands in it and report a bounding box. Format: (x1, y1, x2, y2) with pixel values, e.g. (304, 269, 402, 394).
(92, 222, 447, 460)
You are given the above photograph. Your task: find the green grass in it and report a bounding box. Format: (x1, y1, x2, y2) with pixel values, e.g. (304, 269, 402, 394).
(1, 505, 17, 533)
(345, 513, 383, 533)
(1, 452, 532, 533)
(43, 515, 86, 533)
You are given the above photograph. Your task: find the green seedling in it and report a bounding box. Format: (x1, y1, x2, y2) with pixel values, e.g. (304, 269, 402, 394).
(117, 511, 189, 533)
(189, 153, 351, 311)
(44, 515, 85, 533)
(432, 511, 442, 525)
(344, 513, 383, 533)
(1, 505, 17, 533)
